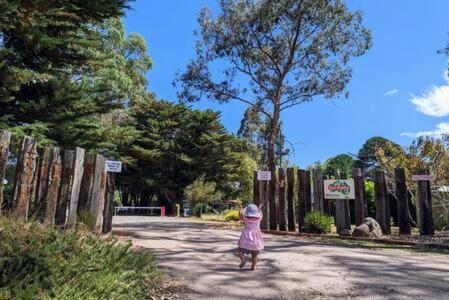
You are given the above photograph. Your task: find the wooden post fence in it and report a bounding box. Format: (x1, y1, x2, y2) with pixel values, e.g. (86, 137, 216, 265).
(298, 169, 311, 232)
(374, 170, 390, 234)
(394, 168, 411, 235)
(67, 147, 85, 227)
(352, 167, 365, 226)
(417, 169, 435, 236)
(102, 173, 116, 234)
(286, 168, 295, 232)
(90, 154, 107, 232)
(261, 181, 269, 230)
(253, 171, 260, 206)
(55, 150, 74, 225)
(43, 149, 62, 226)
(0, 131, 11, 215)
(312, 168, 324, 213)
(268, 169, 277, 230)
(278, 168, 286, 231)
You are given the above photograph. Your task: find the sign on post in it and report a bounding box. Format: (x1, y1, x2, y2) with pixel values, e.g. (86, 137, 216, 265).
(257, 170, 272, 181)
(324, 179, 355, 200)
(105, 160, 122, 173)
(411, 174, 435, 181)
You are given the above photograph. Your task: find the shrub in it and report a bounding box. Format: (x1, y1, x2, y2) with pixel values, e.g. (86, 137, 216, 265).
(224, 210, 240, 221)
(0, 217, 163, 299)
(303, 211, 332, 234)
(192, 203, 213, 217)
(78, 209, 96, 230)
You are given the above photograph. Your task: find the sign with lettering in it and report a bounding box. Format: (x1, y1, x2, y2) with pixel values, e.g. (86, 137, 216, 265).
(257, 170, 272, 181)
(324, 179, 355, 200)
(105, 160, 122, 173)
(411, 174, 435, 181)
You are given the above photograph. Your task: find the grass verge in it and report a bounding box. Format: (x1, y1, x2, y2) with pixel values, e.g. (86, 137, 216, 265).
(0, 217, 164, 299)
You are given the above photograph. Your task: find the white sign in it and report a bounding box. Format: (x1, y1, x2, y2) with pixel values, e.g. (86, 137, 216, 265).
(257, 170, 272, 181)
(2, 178, 7, 185)
(324, 179, 355, 200)
(411, 174, 435, 181)
(105, 160, 122, 173)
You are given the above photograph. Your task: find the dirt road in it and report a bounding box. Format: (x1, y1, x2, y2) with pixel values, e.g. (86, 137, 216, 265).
(113, 216, 449, 299)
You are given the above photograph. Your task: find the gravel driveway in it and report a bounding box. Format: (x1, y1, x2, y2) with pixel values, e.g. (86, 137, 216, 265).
(113, 216, 449, 299)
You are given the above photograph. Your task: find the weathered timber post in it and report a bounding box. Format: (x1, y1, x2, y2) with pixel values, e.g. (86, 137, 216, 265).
(44, 149, 62, 226)
(67, 147, 85, 227)
(352, 168, 365, 226)
(394, 168, 411, 235)
(55, 150, 74, 225)
(253, 171, 260, 206)
(0, 131, 11, 215)
(340, 172, 351, 230)
(374, 170, 390, 234)
(286, 168, 295, 232)
(34, 148, 53, 218)
(278, 168, 286, 231)
(90, 154, 107, 232)
(298, 169, 311, 231)
(260, 180, 269, 230)
(312, 168, 324, 213)
(417, 169, 434, 236)
(13, 137, 38, 220)
(77, 154, 94, 212)
(268, 169, 277, 230)
(334, 170, 344, 232)
(102, 172, 116, 233)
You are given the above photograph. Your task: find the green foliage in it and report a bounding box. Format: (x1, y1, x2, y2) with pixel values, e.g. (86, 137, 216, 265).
(364, 180, 376, 217)
(355, 137, 403, 170)
(0, 217, 163, 299)
(303, 211, 333, 234)
(224, 210, 240, 222)
(233, 154, 257, 205)
(323, 154, 355, 177)
(78, 209, 96, 231)
(192, 203, 214, 218)
(184, 176, 222, 206)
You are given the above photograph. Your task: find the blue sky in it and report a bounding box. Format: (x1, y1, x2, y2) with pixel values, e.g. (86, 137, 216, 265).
(124, 0, 449, 167)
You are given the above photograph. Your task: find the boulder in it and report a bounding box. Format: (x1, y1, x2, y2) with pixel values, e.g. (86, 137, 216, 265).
(338, 229, 352, 236)
(353, 217, 382, 238)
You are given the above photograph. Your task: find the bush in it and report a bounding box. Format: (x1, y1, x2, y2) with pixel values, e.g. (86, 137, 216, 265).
(78, 209, 96, 230)
(0, 217, 163, 299)
(192, 203, 213, 217)
(224, 210, 240, 221)
(303, 211, 332, 234)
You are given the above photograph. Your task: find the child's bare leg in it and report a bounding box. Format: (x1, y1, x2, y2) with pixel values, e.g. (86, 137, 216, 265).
(251, 252, 257, 270)
(238, 250, 246, 268)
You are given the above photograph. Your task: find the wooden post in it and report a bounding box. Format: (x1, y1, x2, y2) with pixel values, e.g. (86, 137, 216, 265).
(260, 181, 269, 230)
(278, 168, 286, 231)
(77, 154, 94, 212)
(417, 169, 434, 236)
(312, 168, 324, 213)
(340, 172, 351, 230)
(0, 131, 11, 215)
(298, 169, 311, 231)
(13, 137, 38, 220)
(352, 167, 365, 226)
(384, 173, 391, 234)
(374, 170, 389, 233)
(55, 150, 74, 225)
(394, 168, 411, 235)
(102, 173, 116, 234)
(268, 169, 277, 230)
(34, 148, 53, 218)
(253, 171, 260, 206)
(90, 154, 107, 232)
(286, 168, 295, 232)
(67, 147, 85, 227)
(44, 148, 62, 227)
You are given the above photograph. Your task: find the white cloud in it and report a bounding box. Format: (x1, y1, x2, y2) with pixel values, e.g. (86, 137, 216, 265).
(410, 71, 449, 117)
(383, 89, 399, 96)
(401, 122, 449, 138)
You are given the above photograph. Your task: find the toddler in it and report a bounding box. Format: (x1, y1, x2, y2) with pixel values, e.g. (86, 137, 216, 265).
(237, 203, 264, 270)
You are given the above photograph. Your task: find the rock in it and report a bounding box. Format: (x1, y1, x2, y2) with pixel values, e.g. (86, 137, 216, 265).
(338, 229, 352, 236)
(353, 217, 382, 238)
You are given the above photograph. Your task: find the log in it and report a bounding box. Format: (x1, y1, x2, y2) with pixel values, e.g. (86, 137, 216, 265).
(312, 168, 324, 212)
(286, 168, 295, 232)
(90, 154, 107, 232)
(77, 154, 94, 212)
(374, 170, 389, 233)
(13, 137, 38, 220)
(67, 147, 85, 227)
(395, 168, 411, 235)
(278, 168, 286, 231)
(102, 173, 116, 233)
(55, 150, 74, 225)
(352, 168, 365, 226)
(334, 170, 346, 233)
(268, 169, 277, 230)
(340, 172, 351, 230)
(260, 181, 269, 230)
(44, 148, 62, 227)
(298, 169, 312, 231)
(33, 148, 53, 219)
(417, 169, 434, 236)
(0, 131, 11, 215)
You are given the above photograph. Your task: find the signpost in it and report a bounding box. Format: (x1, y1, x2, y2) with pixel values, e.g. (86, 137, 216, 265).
(323, 179, 355, 200)
(105, 160, 122, 173)
(411, 174, 435, 181)
(257, 170, 271, 181)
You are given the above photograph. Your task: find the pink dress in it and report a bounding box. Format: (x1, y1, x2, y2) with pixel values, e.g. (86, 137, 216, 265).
(238, 215, 264, 251)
